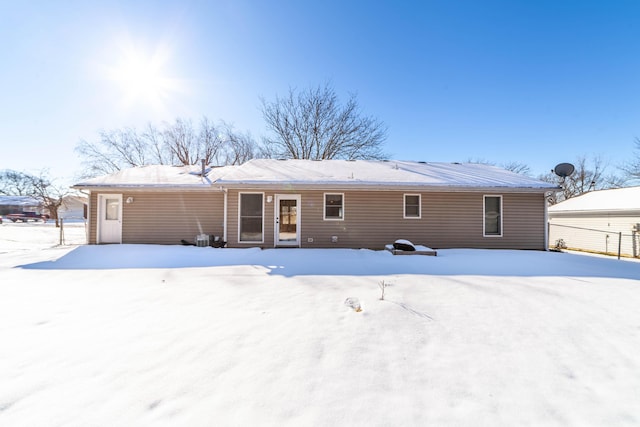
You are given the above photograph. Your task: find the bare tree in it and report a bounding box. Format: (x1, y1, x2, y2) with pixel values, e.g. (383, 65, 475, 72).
(620, 137, 640, 183)
(198, 117, 227, 165)
(0, 170, 34, 195)
(26, 172, 69, 227)
(261, 83, 388, 160)
(540, 155, 624, 204)
(142, 122, 171, 166)
(501, 161, 531, 176)
(466, 159, 531, 176)
(163, 118, 193, 165)
(76, 127, 158, 176)
(76, 116, 258, 178)
(0, 170, 68, 226)
(222, 125, 258, 165)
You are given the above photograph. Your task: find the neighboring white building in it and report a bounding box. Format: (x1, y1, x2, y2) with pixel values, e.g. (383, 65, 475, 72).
(58, 195, 88, 221)
(548, 186, 640, 257)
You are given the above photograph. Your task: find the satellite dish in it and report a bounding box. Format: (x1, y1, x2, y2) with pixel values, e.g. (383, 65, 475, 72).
(554, 163, 575, 178)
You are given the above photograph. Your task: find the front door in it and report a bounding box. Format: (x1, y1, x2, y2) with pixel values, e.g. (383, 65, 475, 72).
(275, 195, 300, 247)
(97, 194, 122, 243)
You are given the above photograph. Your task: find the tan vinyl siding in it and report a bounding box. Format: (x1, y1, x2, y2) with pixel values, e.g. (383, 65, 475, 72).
(227, 191, 272, 247)
(225, 189, 547, 250)
(88, 192, 98, 244)
(88, 191, 223, 245)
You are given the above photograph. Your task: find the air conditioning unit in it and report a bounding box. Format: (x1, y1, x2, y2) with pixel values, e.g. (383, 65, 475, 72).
(195, 234, 210, 247)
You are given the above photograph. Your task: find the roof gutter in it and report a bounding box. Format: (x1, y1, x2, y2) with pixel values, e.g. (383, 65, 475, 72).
(544, 191, 553, 250)
(548, 209, 640, 217)
(70, 185, 224, 192)
(216, 182, 558, 193)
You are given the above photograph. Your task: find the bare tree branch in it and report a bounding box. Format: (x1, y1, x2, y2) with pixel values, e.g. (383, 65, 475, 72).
(162, 118, 197, 165)
(0, 170, 69, 226)
(539, 155, 624, 204)
(221, 123, 257, 165)
(620, 137, 640, 183)
(75, 116, 259, 177)
(261, 83, 388, 160)
(26, 171, 69, 226)
(0, 170, 34, 195)
(466, 159, 532, 176)
(501, 161, 531, 176)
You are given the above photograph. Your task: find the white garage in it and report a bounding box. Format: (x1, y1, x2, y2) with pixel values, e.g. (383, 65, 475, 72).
(548, 186, 640, 258)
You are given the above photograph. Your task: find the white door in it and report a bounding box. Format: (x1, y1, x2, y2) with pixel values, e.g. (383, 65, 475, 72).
(275, 195, 300, 247)
(98, 194, 122, 243)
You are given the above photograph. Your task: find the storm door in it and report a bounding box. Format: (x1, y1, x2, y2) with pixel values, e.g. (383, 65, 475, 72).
(275, 195, 300, 247)
(97, 194, 122, 244)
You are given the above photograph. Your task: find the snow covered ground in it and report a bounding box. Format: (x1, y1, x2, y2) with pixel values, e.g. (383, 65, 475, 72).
(1, 221, 639, 426)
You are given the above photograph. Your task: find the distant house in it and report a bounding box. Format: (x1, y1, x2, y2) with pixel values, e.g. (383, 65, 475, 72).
(0, 195, 87, 221)
(0, 196, 41, 216)
(548, 186, 640, 257)
(72, 159, 557, 250)
(58, 195, 88, 221)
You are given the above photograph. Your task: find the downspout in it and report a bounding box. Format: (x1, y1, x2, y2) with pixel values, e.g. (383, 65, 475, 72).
(544, 191, 552, 251)
(79, 189, 91, 244)
(222, 187, 228, 244)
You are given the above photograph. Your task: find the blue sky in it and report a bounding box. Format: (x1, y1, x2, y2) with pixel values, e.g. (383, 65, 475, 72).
(1, 0, 639, 185)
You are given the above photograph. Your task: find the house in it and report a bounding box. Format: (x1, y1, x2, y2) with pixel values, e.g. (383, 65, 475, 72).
(0, 195, 88, 222)
(72, 159, 558, 250)
(58, 195, 89, 221)
(548, 186, 640, 257)
(0, 196, 41, 216)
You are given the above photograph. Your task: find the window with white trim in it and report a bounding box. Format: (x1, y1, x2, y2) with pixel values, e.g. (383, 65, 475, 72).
(324, 193, 344, 220)
(404, 194, 421, 218)
(239, 193, 264, 242)
(483, 195, 502, 237)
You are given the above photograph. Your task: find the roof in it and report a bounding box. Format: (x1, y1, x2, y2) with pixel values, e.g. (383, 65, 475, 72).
(72, 159, 557, 191)
(548, 186, 640, 213)
(216, 159, 556, 190)
(72, 164, 236, 189)
(0, 196, 40, 206)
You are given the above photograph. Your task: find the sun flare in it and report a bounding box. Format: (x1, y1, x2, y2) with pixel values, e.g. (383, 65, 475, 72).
(107, 43, 178, 110)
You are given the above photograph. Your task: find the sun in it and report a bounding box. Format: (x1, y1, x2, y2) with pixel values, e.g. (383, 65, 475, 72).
(107, 42, 179, 110)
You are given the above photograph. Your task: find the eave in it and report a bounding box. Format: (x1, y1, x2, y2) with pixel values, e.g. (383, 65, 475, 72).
(70, 184, 220, 192)
(72, 182, 559, 194)
(548, 209, 640, 217)
(216, 181, 558, 193)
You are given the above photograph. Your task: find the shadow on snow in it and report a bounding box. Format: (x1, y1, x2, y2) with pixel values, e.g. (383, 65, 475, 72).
(17, 245, 640, 279)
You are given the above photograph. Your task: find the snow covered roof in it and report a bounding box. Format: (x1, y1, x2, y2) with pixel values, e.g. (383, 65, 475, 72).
(72, 159, 557, 191)
(548, 186, 640, 213)
(215, 159, 557, 190)
(72, 164, 236, 189)
(0, 195, 40, 206)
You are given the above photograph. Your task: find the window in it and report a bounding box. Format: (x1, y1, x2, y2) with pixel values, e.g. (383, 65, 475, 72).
(239, 193, 263, 242)
(105, 198, 120, 220)
(484, 195, 502, 237)
(404, 194, 421, 218)
(324, 193, 344, 220)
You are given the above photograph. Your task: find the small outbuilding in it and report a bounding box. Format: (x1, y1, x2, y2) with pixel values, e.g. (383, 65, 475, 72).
(548, 186, 640, 257)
